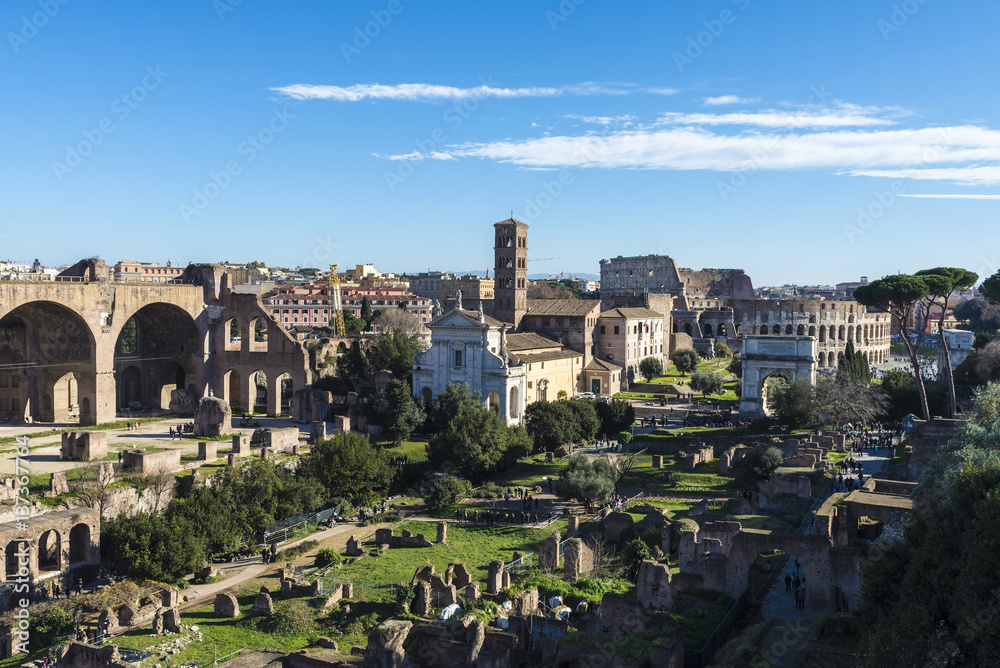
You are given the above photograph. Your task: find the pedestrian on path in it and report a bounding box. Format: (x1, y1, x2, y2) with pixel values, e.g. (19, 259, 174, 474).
(784, 573, 792, 592)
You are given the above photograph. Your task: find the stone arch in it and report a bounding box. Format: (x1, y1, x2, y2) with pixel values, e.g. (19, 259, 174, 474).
(69, 523, 91, 565)
(819, 325, 826, 343)
(761, 373, 790, 415)
(225, 317, 242, 351)
(421, 387, 432, 405)
(250, 317, 269, 352)
(808, 326, 815, 338)
(5, 541, 25, 577)
(797, 325, 805, 336)
(838, 325, 845, 341)
(225, 369, 243, 412)
(703, 323, 713, 337)
(119, 365, 142, 408)
(509, 386, 520, 420)
(684, 323, 693, 336)
(114, 303, 201, 411)
(722, 531, 831, 612)
(0, 300, 98, 425)
(275, 372, 293, 415)
(38, 529, 60, 571)
(759, 325, 768, 335)
(719, 323, 728, 337)
(487, 391, 500, 413)
(250, 370, 268, 414)
(772, 325, 781, 335)
(785, 324, 793, 335)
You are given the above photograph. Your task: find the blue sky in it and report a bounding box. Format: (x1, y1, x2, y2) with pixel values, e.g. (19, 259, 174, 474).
(2, 0, 999, 286)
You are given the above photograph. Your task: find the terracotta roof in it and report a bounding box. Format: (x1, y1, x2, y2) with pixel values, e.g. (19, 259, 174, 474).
(526, 299, 601, 318)
(505, 332, 562, 351)
(516, 349, 583, 364)
(598, 307, 666, 320)
(585, 357, 622, 372)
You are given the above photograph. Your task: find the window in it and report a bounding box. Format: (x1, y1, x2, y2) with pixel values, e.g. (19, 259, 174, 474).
(600, 325, 605, 334)
(614, 326, 620, 335)
(454, 350, 463, 367)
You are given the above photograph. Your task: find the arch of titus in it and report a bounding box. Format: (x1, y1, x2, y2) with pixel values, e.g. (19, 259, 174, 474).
(738, 335, 817, 415)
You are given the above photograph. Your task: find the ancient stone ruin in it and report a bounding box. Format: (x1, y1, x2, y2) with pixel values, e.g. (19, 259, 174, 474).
(60, 431, 108, 461)
(214, 592, 239, 618)
(374, 527, 432, 548)
(194, 396, 232, 437)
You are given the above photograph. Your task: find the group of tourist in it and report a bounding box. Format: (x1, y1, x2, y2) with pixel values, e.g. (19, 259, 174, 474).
(167, 423, 194, 439)
(74, 619, 111, 646)
(456, 507, 543, 526)
(783, 570, 807, 610)
(260, 542, 278, 564)
(124, 420, 142, 431)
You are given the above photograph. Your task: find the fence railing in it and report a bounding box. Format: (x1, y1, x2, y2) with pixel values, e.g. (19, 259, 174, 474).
(262, 505, 341, 546)
(683, 590, 749, 668)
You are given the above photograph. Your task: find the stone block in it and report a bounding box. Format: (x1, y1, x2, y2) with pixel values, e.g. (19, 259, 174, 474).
(198, 441, 217, 462)
(251, 592, 274, 616)
(539, 531, 561, 570)
(564, 538, 593, 583)
(436, 522, 447, 544)
(601, 512, 634, 541)
(637, 560, 673, 610)
(162, 607, 181, 634)
(214, 592, 239, 618)
(50, 471, 69, 496)
(346, 535, 363, 556)
(487, 561, 504, 595)
(567, 515, 579, 536)
(652, 455, 663, 468)
(316, 637, 337, 650)
(310, 421, 327, 443)
(194, 397, 231, 437)
(232, 433, 250, 456)
(464, 582, 480, 601)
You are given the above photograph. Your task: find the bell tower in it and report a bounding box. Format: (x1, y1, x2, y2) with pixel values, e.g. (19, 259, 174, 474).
(493, 217, 528, 329)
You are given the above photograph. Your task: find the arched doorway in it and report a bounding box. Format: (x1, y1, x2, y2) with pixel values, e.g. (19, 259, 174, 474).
(38, 529, 60, 571)
(251, 370, 268, 414)
(277, 373, 293, 415)
(69, 524, 90, 565)
(509, 386, 520, 420)
(119, 366, 142, 408)
(225, 318, 242, 351)
(0, 301, 97, 425)
(225, 369, 242, 412)
(250, 318, 268, 352)
(761, 374, 790, 415)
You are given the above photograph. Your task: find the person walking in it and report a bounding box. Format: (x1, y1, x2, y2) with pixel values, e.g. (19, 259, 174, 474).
(784, 573, 792, 592)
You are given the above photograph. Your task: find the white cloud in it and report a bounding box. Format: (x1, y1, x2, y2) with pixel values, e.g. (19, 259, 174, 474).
(271, 82, 678, 102)
(899, 193, 1000, 199)
(381, 124, 1000, 185)
(566, 114, 636, 126)
(656, 108, 895, 128)
(703, 95, 759, 106)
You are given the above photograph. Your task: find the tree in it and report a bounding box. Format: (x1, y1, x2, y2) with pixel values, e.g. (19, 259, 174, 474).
(837, 341, 871, 385)
(426, 383, 531, 481)
(595, 398, 635, 435)
(340, 311, 367, 334)
(102, 511, 205, 582)
(689, 371, 725, 397)
(670, 348, 699, 375)
(714, 342, 732, 358)
(424, 475, 472, 511)
(638, 356, 664, 382)
(75, 464, 116, 518)
(768, 378, 817, 428)
(360, 296, 374, 327)
(373, 308, 420, 334)
(915, 267, 978, 417)
(855, 275, 933, 420)
(814, 378, 888, 427)
(557, 453, 616, 511)
(369, 330, 421, 382)
(525, 400, 600, 450)
(296, 432, 396, 506)
(727, 354, 743, 379)
(981, 270, 1000, 305)
(733, 444, 783, 491)
(857, 383, 1000, 665)
(336, 340, 372, 390)
(369, 379, 425, 444)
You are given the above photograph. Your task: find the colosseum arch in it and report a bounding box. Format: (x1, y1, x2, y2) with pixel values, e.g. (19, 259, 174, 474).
(0, 301, 98, 425)
(113, 303, 201, 411)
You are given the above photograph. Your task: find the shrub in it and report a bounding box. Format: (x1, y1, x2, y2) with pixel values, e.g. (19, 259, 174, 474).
(618, 431, 632, 445)
(277, 539, 320, 561)
(315, 548, 342, 567)
(268, 600, 316, 635)
(425, 475, 473, 511)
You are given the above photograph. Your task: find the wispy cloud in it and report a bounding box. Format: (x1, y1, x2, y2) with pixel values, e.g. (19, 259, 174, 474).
(900, 193, 1000, 200)
(271, 82, 678, 102)
(566, 114, 636, 127)
(703, 95, 759, 106)
(656, 107, 897, 128)
(379, 123, 1000, 185)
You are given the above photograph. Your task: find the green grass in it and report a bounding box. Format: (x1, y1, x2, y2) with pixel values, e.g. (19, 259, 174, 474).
(491, 453, 564, 490)
(322, 519, 568, 586)
(621, 454, 736, 497)
(380, 440, 429, 463)
(110, 598, 314, 666)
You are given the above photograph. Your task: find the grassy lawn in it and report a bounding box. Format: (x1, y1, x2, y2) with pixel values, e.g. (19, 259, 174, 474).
(380, 440, 429, 463)
(491, 453, 564, 490)
(315, 519, 569, 587)
(621, 454, 736, 497)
